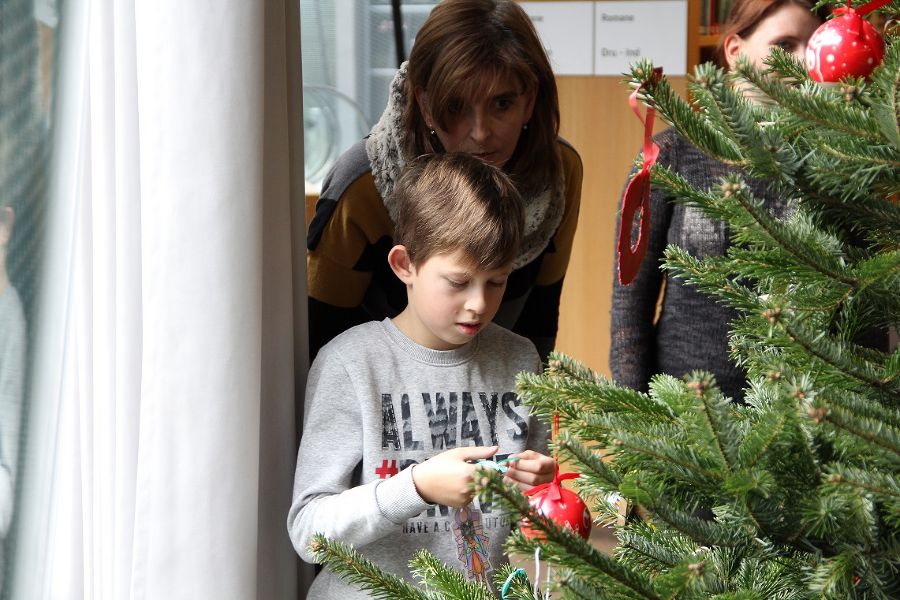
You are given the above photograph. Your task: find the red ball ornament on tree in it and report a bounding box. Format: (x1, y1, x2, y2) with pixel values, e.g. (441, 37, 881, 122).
(805, 2, 886, 82)
(520, 467, 592, 541)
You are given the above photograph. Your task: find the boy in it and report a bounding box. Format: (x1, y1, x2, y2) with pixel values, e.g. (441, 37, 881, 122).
(288, 153, 555, 598)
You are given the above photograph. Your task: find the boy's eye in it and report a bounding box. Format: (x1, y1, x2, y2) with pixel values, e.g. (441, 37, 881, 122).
(447, 279, 467, 289)
(489, 279, 507, 288)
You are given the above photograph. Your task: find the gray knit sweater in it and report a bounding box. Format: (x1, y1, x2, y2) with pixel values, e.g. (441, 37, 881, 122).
(288, 318, 547, 599)
(610, 129, 792, 402)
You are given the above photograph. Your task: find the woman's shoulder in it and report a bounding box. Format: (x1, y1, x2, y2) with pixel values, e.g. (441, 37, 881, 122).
(319, 139, 374, 201)
(652, 127, 690, 151)
(557, 137, 583, 168)
(652, 127, 716, 168)
(308, 139, 389, 250)
(556, 137, 584, 194)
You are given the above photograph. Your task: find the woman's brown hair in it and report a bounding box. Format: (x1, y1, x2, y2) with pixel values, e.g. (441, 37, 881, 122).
(715, 0, 827, 67)
(403, 0, 561, 194)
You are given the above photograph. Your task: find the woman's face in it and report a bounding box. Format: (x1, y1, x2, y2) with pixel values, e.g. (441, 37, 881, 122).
(724, 3, 822, 69)
(415, 73, 535, 169)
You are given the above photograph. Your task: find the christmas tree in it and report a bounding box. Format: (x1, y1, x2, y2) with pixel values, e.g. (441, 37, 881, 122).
(310, 8, 900, 598)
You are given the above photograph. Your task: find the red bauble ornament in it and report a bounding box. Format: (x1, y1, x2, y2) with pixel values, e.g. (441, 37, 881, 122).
(520, 468, 592, 540)
(805, 5, 885, 82)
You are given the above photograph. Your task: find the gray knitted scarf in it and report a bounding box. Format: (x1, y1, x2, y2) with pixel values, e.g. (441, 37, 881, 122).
(365, 63, 566, 270)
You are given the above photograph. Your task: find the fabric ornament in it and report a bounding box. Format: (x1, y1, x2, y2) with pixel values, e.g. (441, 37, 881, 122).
(617, 68, 662, 285)
(805, 0, 888, 82)
(520, 465, 592, 540)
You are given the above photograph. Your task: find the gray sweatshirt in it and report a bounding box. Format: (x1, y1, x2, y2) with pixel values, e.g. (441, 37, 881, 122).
(288, 318, 547, 599)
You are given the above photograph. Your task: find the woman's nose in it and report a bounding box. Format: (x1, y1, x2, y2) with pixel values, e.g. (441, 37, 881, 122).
(468, 109, 491, 143)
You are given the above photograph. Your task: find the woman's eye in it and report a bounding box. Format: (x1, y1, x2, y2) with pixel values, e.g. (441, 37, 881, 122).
(447, 99, 464, 115)
(774, 40, 796, 52)
(494, 97, 514, 111)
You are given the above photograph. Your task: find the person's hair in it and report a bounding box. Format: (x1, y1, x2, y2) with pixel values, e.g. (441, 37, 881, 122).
(403, 0, 561, 194)
(715, 0, 828, 67)
(393, 152, 524, 271)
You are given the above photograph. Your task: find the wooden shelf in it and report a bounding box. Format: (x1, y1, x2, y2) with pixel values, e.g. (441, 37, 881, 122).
(687, 0, 725, 69)
(698, 33, 720, 48)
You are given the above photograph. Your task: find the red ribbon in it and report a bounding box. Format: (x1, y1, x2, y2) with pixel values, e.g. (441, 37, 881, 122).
(617, 67, 662, 285)
(524, 463, 580, 502)
(832, 0, 892, 36)
(845, 0, 892, 17)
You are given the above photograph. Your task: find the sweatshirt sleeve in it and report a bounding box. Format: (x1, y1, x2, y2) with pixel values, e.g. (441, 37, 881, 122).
(287, 344, 430, 563)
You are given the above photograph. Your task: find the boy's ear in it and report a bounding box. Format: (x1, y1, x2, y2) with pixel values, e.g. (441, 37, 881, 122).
(0, 206, 14, 246)
(388, 245, 415, 284)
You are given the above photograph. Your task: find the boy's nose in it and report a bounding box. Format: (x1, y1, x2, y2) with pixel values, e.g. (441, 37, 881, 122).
(464, 291, 487, 315)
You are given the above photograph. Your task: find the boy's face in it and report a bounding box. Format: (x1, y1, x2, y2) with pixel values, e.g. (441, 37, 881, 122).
(398, 249, 511, 351)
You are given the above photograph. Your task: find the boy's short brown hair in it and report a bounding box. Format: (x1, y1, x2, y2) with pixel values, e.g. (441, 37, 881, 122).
(393, 152, 524, 270)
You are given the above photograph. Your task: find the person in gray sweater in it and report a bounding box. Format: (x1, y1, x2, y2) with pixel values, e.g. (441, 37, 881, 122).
(610, 0, 824, 403)
(289, 153, 555, 598)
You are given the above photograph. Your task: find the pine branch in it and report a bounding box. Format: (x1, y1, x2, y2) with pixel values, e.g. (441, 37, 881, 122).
(410, 551, 494, 600)
(724, 183, 858, 287)
(518, 368, 675, 423)
(737, 398, 792, 471)
(734, 59, 883, 142)
(490, 564, 536, 600)
(629, 61, 744, 165)
(777, 317, 900, 397)
(476, 470, 662, 600)
(687, 63, 801, 187)
(762, 45, 813, 84)
(817, 400, 900, 459)
(688, 371, 741, 473)
(648, 501, 750, 548)
(309, 534, 434, 600)
(826, 463, 900, 506)
(617, 538, 679, 573)
(546, 352, 606, 383)
(611, 431, 722, 485)
(555, 432, 623, 489)
(807, 549, 861, 599)
(869, 40, 900, 150)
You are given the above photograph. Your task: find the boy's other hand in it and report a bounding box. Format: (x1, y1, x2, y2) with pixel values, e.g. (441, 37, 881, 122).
(411, 446, 498, 507)
(503, 450, 555, 491)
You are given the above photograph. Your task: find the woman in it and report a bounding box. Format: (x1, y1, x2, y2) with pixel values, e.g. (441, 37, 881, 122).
(609, 0, 825, 402)
(306, 0, 582, 360)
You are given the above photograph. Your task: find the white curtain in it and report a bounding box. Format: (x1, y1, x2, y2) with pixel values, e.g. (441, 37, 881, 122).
(9, 0, 307, 598)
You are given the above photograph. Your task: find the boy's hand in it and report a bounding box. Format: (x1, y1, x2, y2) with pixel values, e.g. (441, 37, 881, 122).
(411, 446, 498, 507)
(503, 450, 555, 491)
